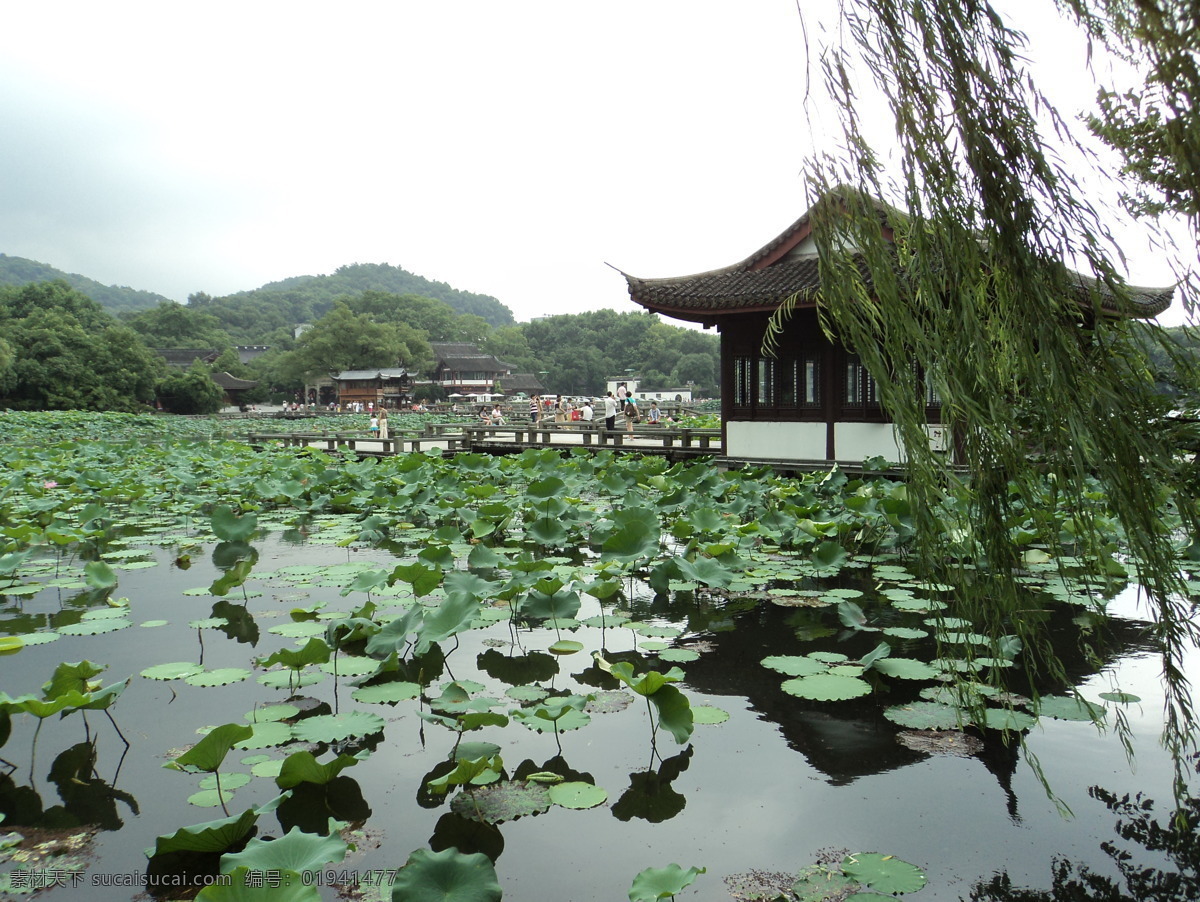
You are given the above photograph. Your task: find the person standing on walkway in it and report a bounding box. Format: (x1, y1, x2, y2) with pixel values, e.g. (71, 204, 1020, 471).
(624, 395, 639, 433)
(378, 407, 389, 439)
(603, 392, 618, 431)
(529, 396, 541, 424)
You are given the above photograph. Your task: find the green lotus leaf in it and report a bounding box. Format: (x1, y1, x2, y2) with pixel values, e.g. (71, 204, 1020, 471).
(675, 555, 734, 589)
(352, 681, 421, 704)
(882, 626, 929, 640)
(982, 707, 1038, 732)
(147, 793, 289, 858)
(809, 651, 849, 663)
(427, 756, 504, 794)
(690, 705, 730, 725)
(872, 658, 939, 680)
(234, 721, 295, 749)
(319, 654, 380, 676)
(84, 560, 118, 589)
(548, 639, 585, 655)
(257, 637, 331, 670)
(883, 701, 966, 730)
(275, 750, 365, 788)
(212, 505, 258, 543)
(449, 779, 551, 825)
(0, 637, 22, 655)
(189, 788, 237, 808)
(167, 723, 254, 773)
(629, 864, 706, 902)
(658, 648, 700, 663)
(1099, 691, 1141, 704)
(58, 618, 131, 635)
(291, 711, 386, 743)
(761, 655, 828, 677)
(1034, 695, 1106, 722)
(512, 706, 590, 733)
(186, 668, 253, 687)
(390, 847, 502, 902)
(268, 621, 327, 638)
(790, 863, 860, 901)
(506, 685, 549, 704)
(195, 867, 318, 901)
(259, 670, 325, 690)
(245, 704, 300, 723)
(220, 824, 351, 876)
(841, 853, 927, 895)
(548, 781, 608, 809)
(648, 683, 694, 744)
(200, 772, 252, 791)
(782, 674, 872, 701)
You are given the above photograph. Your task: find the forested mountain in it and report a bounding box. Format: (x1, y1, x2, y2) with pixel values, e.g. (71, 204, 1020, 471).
(0, 254, 169, 313)
(191, 263, 513, 342)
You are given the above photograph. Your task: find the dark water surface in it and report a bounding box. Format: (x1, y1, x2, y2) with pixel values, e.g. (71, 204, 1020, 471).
(0, 532, 1195, 901)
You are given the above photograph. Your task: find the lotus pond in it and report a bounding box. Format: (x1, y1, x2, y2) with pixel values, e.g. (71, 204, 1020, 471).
(0, 412, 1197, 901)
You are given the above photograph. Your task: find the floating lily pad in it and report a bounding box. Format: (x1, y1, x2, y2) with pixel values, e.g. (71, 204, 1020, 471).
(585, 690, 633, 714)
(199, 772, 253, 791)
(449, 779, 551, 824)
(782, 674, 872, 701)
(245, 704, 300, 723)
(691, 705, 730, 725)
(548, 639, 585, 655)
(883, 701, 965, 730)
(234, 721, 296, 749)
(15, 632, 60, 646)
(189, 788, 238, 808)
(258, 671, 326, 690)
(139, 619, 169, 628)
(1035, 695, 1106, 722)
(873, 658, 939, 680)
(291, 711, 386, 743)
(982, 707, 1037, 732)
(319, 655, 380, 676)
(658, 648, 700, 663)
(186, 668, 253, 687)
(761, 655, 828, 677)
(506, 685, 550, 704)
(58, 618, 131, 635)
(841, 853, 927, 894)
(1099, 691, 1141, 704)
(882, 626, 928, 640)
(142, 662, 204, 681)
(352, 681, 421, 704)
(548, 781, 608, 809)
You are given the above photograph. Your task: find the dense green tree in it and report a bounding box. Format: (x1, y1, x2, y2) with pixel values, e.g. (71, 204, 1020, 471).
(156, 360, 224, 414)
(278, 301, 431, 383)
(120, 301, 234, 350)
(343, 291, 490, 344)
(1, 306, 163, 411)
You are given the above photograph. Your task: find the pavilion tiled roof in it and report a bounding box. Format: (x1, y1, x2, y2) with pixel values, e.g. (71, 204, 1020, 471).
(621, 189, 1174, 322)
(211, 372, 257, 391)
(430, 342, 510, 373)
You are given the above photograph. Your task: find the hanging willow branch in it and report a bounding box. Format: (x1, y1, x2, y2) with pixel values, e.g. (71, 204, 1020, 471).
(782, 0, 1200, 807)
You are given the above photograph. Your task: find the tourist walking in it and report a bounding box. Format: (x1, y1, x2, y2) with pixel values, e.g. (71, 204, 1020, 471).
(529, 396, 540, 424)
(378, 407, 389, 439)
(603, 392, 618, 431)
(624, 395, 639, 432)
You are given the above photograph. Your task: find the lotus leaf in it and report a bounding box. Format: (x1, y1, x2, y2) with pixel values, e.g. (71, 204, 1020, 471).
(200, 773, 252, 791)
(658, 648, 700, 663)
(505, 685, 549, 704)
(790, 864, 860, 902)
(234, 721, 295, 749)
(245, 704, 300, 723)
(188, 788, 238, 808)
(167, 723, 254, 773)
(427, 756, 504, 793)
(809, 651, 849, 663)
(548, 781, 608, 809)
(840, 853, 927, 894)
(390, 847, 502, 902)
(629, 864, 706, 902)
(449, 779, 551, 824)
(195, 867, 319, 901)
(1034, 695, 1106, 721)
(319, 655, 379, 676)
(83, 560, 117, 589)
(291, 711, 386, 743)
(873, 658, 939, 680)
(58, 618, 130, 635)
(761, 655, 828, 677)
(883, 701, 965, 730)
(1099, 691, 1141, 703)
(146, 793, 289, 858)
(548, 639, 585, 655)
(186, 668, 253, 687)
(269, 621, 327, 638)
(275, 750, 365, 788)
(259, 670, 325, 690)
(352, 681, 421, 704)
(220, 824, 351, 875)
(211, 505, 258, 543)
(982, 707, 1038, 732)
(782, 674, 872, 701)
(691, 705, 730, 725)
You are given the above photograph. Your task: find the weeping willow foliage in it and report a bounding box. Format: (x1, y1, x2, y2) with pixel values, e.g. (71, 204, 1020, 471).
(770, 0, 1200, 804)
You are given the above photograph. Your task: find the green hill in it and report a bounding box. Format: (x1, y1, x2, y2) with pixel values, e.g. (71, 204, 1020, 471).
(0, 254, 169, 313)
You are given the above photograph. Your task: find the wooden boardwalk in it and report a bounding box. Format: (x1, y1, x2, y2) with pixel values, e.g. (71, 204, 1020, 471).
(247, 421, 722, 463)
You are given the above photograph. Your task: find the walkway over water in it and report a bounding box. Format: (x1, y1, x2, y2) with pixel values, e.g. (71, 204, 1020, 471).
(247, 421, 723, 464)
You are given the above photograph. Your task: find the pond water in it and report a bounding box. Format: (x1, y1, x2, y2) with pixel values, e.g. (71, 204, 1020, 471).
(0, 524, 1196, 902)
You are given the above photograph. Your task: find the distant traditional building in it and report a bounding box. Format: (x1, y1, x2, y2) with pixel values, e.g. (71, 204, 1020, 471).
(622, 189, 1172, 466)
(331, 368, 413, 408)
(212, 372, 258, 408)
(429, 343, 512, 394)
(154, 348, 221, 369)
(500, 373, 547, 398)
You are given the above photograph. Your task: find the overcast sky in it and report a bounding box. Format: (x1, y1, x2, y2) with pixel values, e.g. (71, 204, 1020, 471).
(1, 2, 1190, 325)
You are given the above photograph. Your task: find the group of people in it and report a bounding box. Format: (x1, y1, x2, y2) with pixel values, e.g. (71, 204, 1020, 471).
(368, 406, 390, 439)
(478, 404, 506, 425)
(463, 386, 671, 434)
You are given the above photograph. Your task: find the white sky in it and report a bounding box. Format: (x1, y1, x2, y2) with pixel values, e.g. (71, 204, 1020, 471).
(1, 1, 1192, 325)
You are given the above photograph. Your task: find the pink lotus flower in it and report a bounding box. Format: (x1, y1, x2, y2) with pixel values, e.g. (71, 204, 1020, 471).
(43, 481, 58, 489)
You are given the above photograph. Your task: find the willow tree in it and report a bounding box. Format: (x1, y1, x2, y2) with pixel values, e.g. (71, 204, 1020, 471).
(779, 0, 1200, 802)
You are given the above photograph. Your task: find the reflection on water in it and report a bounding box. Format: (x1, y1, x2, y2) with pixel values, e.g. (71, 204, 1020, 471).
(0, 534, 1195, 900)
